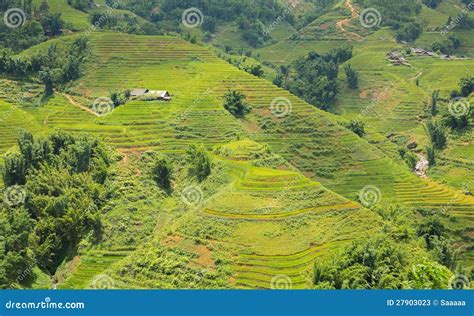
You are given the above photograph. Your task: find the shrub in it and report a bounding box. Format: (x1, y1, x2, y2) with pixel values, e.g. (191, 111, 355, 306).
(223, 90, 251, 118)
(151, 156, 173, 193)
(186, 145, 212, 182)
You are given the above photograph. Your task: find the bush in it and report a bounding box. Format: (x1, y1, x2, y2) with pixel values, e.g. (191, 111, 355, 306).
(344, 64, 359, 89)
(223, 90, 251, 118)
(426, 121, 447, 149)
(186, 145, 212, 182)
(346, 120, 365, 137)
(151, 156, 173, 193)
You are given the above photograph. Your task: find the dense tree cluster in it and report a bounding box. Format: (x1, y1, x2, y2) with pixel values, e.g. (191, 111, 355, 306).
(0, 37, 89, 96)
(313, 206, 462, 289)
(1, 131, 114, 287)
(0, 0, 66, 52)
(117, 0, 292, 47)
(274, 46, 353, 111)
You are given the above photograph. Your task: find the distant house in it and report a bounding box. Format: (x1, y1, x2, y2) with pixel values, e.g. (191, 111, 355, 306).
(411, 48, 434, 57)
(130, 88, 172, 101)
(130, 88, 149, 97)
(148, 90, 171, 101)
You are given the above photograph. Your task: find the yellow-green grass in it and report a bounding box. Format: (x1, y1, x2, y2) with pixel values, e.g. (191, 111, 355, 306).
(33, 0, 90, 30)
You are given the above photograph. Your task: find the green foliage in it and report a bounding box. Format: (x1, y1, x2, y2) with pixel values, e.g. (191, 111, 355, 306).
(186, 145, 212, 182)
(109, 90, 130, 107)
(426, 145, 436, 166)
(443, 112, 470, 131)
(426, 121, 447, 149)
(1, 37, 89, 94)
(422, 0, 442, 8)
(313, 235, 450, 289)
(344, 64, 358, 90)
(223, 90, 251, 118)
(151, 156, 173, 193)
(417, 216, 457, 269)
(346, 120, 365, 137)
(0, 208, 34, 288)
(398, 148, 417, 170)
(1, 131, 113, 283)
(396, 23, 423, 43)
(277, 47, 352, 111)
(430, 90, 439, 116)
(354, 0, 421, 28)
(431, 35, 462, 55)
(40, 13, 64, 37)
(459, 76, 474, 97)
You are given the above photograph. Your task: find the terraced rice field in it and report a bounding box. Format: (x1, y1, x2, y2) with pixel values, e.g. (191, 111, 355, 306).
(2, 31, 473, 288)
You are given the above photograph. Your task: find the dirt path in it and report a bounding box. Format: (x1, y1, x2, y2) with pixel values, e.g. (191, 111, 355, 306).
(410, 70, 423, 81)
(63, 93, 99, 116)
(336, 0, 363, 41)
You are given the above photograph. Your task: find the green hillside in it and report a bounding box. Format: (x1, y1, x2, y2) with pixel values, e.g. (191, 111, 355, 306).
(0, 0, 472, 290)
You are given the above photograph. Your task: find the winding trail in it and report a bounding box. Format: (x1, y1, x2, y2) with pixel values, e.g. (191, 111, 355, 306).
(336, 0, 363, 41)
(63, 93, 99, 117)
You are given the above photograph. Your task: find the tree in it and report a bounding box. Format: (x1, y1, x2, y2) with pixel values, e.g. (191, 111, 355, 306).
(426, 121, 447, 149)
(422, 0, 442, 8)
(40, 13, 64, 37)
(344, 64, 359, 89)
(151, 157, 173, 193)
(0, 208, 34, 288)
(426, 145, 436, 166)
(38, 67, 55, 96)
(3, 153, 27, 186)
(186, 145, 211, 182)
(459, 76, 474, 97)
(396, 23, 423, 42)
(346, 120, 365, 137)
(223, 90, 251, 117)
